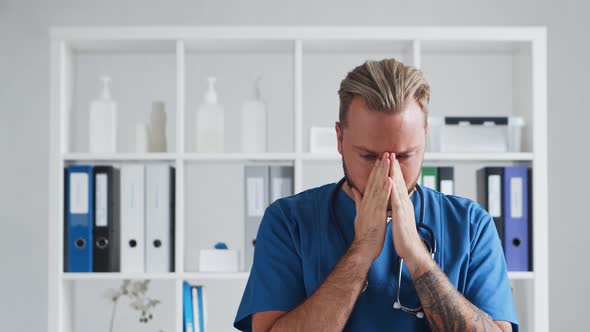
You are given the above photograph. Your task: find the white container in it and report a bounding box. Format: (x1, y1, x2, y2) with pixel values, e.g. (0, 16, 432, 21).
(241, 77, 267, 153)
(149, 101, 168, 152)
(508, 116, 525, 152)
(89, 76, 118, 153)
(195, 77, 224, 153)
(441, 117, 509, 153)
(132, 122, 149, 153)
(199, 249, 239, 272)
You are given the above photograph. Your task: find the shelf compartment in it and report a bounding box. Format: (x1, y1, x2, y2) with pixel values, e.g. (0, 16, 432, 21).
(63, 278, 177, 332)
(184, 40, 295, 154)
(301, 40, 415, 154)
(63, 41, 178, 154)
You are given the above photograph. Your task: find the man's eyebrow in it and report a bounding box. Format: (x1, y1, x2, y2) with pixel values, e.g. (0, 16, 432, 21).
(352, 145, 418, 155)
(353, 145, 379, 154)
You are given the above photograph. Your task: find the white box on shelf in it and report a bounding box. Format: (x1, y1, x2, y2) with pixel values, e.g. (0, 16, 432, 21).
(310, 127, 337, 153)
(438, 116, 525, 153)
(199, 249, 239, 272)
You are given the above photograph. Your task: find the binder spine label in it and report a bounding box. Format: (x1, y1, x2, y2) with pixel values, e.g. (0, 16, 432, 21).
(95, 174, 108, 227)
(510, 177, 523, 218)
(271, 177, 291, 202)
(70, 173, 89, 215)
(423, 175, 436, 190)
(440, 180, 454, 195)
(488, 175, 501, 217)
(247, 177, 265, 217)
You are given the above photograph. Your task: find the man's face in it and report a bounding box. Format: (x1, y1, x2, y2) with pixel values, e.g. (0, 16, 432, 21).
(336, 95, 427, 201)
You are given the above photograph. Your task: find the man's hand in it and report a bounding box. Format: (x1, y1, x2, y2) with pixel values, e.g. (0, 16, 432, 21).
(389, 153, 431, 265)
(350, 152, 393, 262)
(388, 154, 511, 332)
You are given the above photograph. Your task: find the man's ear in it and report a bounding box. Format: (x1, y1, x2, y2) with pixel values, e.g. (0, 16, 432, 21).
(335, 121, 343, 155)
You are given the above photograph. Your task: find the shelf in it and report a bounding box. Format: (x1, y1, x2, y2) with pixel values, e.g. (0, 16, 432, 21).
(508, 271, 535, 280)
(61, 272, 180, 280)
(424, 152, 534, 161)
(182, 272, 250, 280)
(61, 272, 250, 281)
(67, 39, 176, 53)
(421, 40, 530, 54)
(63, 153, 178, 161)
(185, 39, 294, 53)
(300, 152, 534, 161)
(300, 153, 341, 161)
(303, 39, 412, 54)
(63, 152, 533, 162)
(183, 153, 297, 162)
(62, 271, 527, 282)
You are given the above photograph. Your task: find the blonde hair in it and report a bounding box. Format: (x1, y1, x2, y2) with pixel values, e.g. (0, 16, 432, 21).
(338, 58, 430, 127)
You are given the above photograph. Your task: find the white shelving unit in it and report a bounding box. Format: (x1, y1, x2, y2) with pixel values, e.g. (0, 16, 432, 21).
(49, 26, 548, 332)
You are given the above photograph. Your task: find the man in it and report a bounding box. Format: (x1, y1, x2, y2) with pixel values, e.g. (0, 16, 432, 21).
(234, 58, 518, 331)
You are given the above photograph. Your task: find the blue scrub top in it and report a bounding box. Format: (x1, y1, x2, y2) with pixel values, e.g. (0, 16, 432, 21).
(234, 182, 519, 331)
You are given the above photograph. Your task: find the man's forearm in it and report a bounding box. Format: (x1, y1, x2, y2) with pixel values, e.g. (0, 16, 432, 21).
(407, 256, 504, 332)
(270, 243, 372, 332)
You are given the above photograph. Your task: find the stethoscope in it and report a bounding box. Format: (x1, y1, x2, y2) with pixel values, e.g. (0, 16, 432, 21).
(329, 177, 437, 319)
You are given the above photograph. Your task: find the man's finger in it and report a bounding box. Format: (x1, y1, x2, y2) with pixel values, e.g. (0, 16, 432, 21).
(390, 156, 405, 206)
(393, 158, 407, 199)
(368, 153, 390, 198)
(364, 155, 383, 195)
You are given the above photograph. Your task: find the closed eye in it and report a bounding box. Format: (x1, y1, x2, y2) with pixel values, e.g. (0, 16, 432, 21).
(360, 154, 377, 160)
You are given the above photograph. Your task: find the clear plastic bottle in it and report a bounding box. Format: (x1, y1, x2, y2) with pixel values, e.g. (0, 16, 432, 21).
(241, 76, 267, 153)
(89, 76, 118, 153)
(195, 77, 224, 152)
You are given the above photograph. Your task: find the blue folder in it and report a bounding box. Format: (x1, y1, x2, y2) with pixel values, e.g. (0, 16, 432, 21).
(196, 286, 205, 332)
(65, 165, 94, 272)
(183, 282, 195, 332)
(503, 166, 530, 271)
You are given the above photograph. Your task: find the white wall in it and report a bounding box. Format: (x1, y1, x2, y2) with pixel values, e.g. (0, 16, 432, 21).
(1, 0, 587, 330)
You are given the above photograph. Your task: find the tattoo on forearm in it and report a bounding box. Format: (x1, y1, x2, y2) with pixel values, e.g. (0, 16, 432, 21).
(414, 269, 499, 331)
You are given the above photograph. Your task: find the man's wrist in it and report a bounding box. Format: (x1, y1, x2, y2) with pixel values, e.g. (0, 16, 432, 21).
(347, 241, 374, 272)
(403, 245, 435, 278)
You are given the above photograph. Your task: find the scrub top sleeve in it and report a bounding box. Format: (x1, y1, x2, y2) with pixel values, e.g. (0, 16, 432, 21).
(234, 201, 307, 331)
(464, 209, 519, 331)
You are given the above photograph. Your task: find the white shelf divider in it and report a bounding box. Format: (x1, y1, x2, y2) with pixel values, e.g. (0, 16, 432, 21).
(532, 31, 549, 332)
(294, 39, 304, 194)
(175, 39, 186, 276)
(412, 39, 422, 69)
